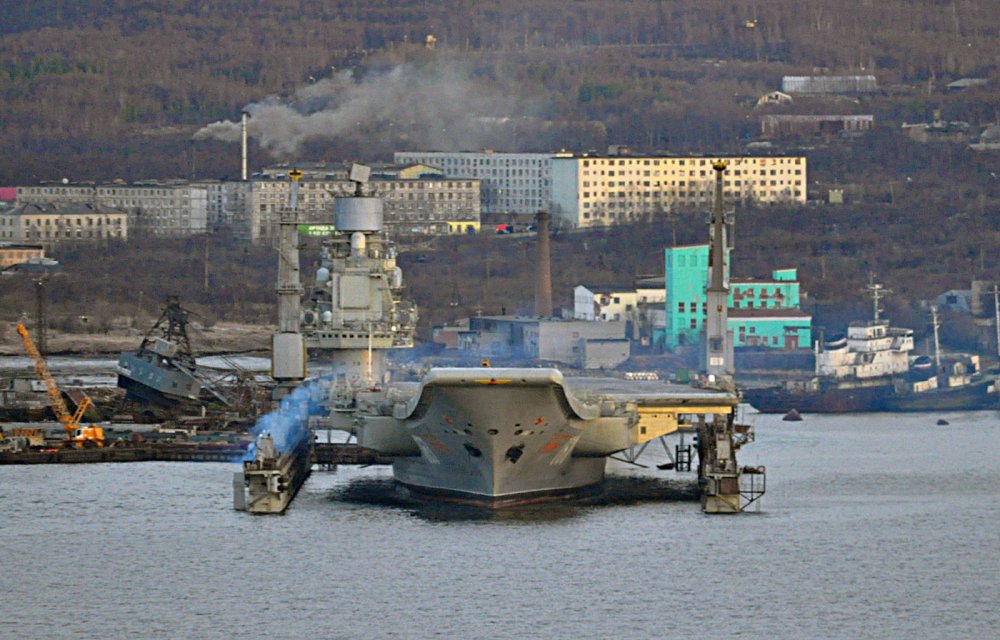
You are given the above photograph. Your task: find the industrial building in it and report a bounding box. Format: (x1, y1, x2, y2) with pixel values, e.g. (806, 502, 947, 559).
(15, 183, 206, 237)
(550, 154, 807, 228)
(456, 316, 630, 370)
(760, 115, 874, 138)
(0, 243, 45, 268)
(393, 150, 553, 215)
(663, 245, 811, 350)
(781, 75, 878, 94)
(0, 203, 128, 245)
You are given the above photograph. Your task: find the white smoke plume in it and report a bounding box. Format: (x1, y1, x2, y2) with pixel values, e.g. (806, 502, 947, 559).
(194, 61, 544, 157)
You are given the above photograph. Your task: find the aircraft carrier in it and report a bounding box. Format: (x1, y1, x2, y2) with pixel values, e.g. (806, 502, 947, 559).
(349, 367, 737, 506)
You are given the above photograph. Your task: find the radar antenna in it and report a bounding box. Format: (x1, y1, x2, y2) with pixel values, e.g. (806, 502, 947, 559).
(863, 275, 892, 323)
(349, 163, 371, 197)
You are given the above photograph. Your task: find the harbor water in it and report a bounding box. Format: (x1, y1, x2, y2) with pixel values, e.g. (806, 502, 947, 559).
(2, 409, 998, 639)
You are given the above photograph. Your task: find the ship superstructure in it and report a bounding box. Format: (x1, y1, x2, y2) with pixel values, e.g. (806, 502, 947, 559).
(301, 164, 416, 392)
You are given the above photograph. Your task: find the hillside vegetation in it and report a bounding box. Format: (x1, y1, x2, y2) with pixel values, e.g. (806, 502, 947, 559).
(1, 0, 999, 182)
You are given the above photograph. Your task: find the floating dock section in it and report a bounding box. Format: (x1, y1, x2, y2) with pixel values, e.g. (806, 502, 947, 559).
(234, 431, 313, 514)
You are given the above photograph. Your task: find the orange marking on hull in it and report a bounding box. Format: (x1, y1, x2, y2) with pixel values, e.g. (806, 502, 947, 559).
(552, 433, 572, 440)
(539, 441, 561, 453)
(534, 417, 545, 425)
(424, 435, 451, 453)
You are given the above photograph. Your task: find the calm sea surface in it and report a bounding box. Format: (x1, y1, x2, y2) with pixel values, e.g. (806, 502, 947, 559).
(2, 409, 998, 639)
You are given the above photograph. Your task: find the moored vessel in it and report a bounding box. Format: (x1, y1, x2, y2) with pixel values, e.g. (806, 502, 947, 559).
(744, 284, 999, 413)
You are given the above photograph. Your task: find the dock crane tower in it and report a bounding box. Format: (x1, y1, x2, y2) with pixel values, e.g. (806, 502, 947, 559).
(16, 323, 104, 447)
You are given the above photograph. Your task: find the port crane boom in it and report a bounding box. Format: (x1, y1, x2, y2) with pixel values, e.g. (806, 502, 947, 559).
(16, 323, 103, 446)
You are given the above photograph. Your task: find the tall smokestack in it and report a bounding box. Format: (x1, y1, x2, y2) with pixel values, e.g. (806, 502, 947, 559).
(534, 210, 553, 318)
(241, 111, 249, 181)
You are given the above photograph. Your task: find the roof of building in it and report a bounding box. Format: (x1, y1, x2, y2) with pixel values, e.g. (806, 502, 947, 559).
(980, 125, 1000, 142)
(936, 289, 972, 298)
(731, 277, 798, 285)
(7, 203, 129, 216)
(760, 114, 874, 122)
(579, 284, 634, 294)
(554, 153, 805, 161)
(728, 307, 811, 319)
(947, 78, 990, 89)
(634, 276, 665, 288)
(781, 75, 878, 94)
(665, 243, 709, 251)
(0, 243, 44, 250)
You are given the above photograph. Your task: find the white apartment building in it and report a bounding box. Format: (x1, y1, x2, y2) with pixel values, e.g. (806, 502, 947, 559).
(573, 285, 639, 321)
(16, 182, 207, 237)
(1, 203, 127, 245)
(393, 151, 552, 215)
(551, 155, 807, 228)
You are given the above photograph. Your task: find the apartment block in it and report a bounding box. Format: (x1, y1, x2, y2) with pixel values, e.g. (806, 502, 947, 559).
(1, 203, 127, 245)
(16, 182, 207, 237)
(551, 154, 807, 229)
(248, 172, 480, 244)
(393, 151, 552, 215)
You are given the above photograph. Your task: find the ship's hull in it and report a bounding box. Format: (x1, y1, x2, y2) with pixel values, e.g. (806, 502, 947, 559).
(365, 368, 633, 506)
(884, 378, 998, 411)
(743, 383, 893, 413)
(117, 352, 202, 408)
(390, 379, 612, 505)
(745, 378, 998, 413)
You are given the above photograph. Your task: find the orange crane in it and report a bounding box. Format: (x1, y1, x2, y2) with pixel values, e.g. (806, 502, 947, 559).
(16, 323, 104, 447)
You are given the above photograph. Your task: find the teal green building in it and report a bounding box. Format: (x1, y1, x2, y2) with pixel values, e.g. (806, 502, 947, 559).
(664, 245, 811, 350)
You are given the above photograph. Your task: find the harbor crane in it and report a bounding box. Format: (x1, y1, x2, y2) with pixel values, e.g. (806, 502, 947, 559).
(16, 323, 104, 447)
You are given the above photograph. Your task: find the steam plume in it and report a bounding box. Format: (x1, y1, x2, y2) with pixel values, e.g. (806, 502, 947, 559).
(195, 61, 545, 157)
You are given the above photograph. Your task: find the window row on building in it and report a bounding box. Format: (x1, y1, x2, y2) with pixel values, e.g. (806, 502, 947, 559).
(552, 154, 807, 228)
(16, 184, 206, 237)
(0, 204, 128, 245)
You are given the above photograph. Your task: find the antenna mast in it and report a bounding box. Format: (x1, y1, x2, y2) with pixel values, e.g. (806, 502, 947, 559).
(930, 305, 941, 372)
(864, 276, 892, 323)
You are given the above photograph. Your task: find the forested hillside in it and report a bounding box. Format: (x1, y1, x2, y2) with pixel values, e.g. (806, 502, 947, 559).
(1, 0, 998, 182)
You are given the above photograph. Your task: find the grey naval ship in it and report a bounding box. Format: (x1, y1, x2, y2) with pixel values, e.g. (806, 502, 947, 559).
(117, 297, 229, 414)
(245, 162, 759, 513)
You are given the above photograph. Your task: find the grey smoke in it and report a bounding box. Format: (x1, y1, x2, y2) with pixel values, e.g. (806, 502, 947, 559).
(194, 62, 545, 157)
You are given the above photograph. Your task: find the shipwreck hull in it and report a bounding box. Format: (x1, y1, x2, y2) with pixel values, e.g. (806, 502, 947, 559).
(117, 352, 202, 409)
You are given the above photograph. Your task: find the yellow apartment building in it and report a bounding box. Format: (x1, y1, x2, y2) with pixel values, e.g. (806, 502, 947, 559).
(551, 154, 807, 228)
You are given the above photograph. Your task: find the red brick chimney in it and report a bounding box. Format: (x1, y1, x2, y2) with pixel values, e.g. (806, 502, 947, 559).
(534, 210, 553, 318)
